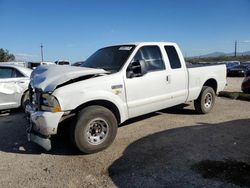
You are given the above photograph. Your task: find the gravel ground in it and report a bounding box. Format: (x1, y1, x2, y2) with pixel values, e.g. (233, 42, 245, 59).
(0, 79, 250, 187)
(224, 77, 244, 92)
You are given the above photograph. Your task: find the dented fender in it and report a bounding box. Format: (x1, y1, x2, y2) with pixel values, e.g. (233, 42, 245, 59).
(52, 73, 129, 123)
(55, 90, 128, 123)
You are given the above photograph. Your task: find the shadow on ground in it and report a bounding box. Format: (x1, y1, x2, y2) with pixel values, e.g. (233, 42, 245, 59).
(0, 109, 80, 155)
(108, 119, 250, 187)
(120, 104, 197, 127)
(0, 104, 196, 155)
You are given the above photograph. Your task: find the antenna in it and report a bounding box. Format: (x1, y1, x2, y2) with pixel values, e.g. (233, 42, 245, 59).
(234, 40, 237, 57)
(40, 43, 44, 62)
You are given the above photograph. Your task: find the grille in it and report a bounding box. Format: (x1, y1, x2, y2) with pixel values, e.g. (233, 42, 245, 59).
(29, 84, 42, 110)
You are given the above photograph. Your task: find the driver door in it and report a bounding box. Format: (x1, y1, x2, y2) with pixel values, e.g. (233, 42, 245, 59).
(124, 45, 172, 118)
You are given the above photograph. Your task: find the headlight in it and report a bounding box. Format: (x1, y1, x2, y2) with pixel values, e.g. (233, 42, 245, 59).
(41, 94, 61, 112)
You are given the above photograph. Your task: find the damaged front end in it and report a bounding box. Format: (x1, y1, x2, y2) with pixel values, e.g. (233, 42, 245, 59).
(26, 65, 108, 151)
(26, 86, 64, 151)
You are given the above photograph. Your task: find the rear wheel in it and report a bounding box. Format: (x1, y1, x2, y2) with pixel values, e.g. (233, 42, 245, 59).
(71, 105, 118, 154)
(194, 86, 215, 114)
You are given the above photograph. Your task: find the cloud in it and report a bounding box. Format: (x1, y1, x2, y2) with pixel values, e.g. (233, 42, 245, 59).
(15, 53, 37, 57)
(242, 40, 250, 43)
(14, 53, 38, 61)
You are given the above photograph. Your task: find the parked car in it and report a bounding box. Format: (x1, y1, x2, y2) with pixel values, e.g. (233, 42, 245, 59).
(1, 61, 54, 70)
(227, 64, 250, 77)
(26, 62, 41, 69)
(0, 61, 26, 67)
(241, 70, 250, 94)
(71, 61, 84, 66)
(55, 60, 70, 65)
(220, 61, 240, 75)
(241, 62, 250, 69)
(26, 42, 226, 153)
(0, 65, 32, 110)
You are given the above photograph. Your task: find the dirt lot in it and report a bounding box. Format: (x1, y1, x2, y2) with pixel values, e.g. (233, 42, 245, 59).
(0, 79, 250, 187)
(224, 77, 244, 92)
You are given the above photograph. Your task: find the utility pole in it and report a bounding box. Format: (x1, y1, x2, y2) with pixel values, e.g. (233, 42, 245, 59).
(40, 43, 44, 62)
(234, 40, 237, 57)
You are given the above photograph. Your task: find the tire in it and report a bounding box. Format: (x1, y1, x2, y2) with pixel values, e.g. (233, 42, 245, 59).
(71, 105, 118, 154)
(21, 91, 30, 110)
(194, 86, 215, 114)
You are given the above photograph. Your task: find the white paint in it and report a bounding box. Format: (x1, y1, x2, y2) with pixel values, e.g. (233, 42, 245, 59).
(0, 65, 31, 110)
(31, 65, 108, 92)
(28, 42, 227, 142)
(30, 111, 64, 135)
(0, 82, 24, 94)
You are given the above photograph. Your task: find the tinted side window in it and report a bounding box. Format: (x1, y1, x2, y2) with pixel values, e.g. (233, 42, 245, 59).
(0, 67, 14, 78)
(133, 46, 165, 72)
(0, 67, 24, 78)
(164, 46, 181, 69)
(13, 69, 25, 77)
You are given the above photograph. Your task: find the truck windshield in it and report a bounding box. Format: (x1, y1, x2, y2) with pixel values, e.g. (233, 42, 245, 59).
(81, 45, 135, 72)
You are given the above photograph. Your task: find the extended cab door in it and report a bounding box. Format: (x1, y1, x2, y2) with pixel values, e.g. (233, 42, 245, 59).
(124, 45, 171, 118)
(163, 45, 188, 105)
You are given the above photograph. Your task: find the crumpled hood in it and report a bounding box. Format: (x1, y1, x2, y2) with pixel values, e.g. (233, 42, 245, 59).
(30, 65, 108, 92)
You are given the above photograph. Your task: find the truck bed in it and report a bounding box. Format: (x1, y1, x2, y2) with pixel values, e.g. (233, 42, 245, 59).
(186, 64, 227, 101)
(186, 63, 222, 68)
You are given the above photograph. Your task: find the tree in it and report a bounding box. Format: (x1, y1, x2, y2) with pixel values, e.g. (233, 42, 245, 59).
(0, 48, 15, 62)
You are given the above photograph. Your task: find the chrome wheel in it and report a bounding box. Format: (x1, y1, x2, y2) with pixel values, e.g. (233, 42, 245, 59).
(86, 118, 109, 145)
(204, 93, 213, 108)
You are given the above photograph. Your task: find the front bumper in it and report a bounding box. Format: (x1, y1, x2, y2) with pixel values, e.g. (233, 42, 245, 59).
(26, 104, 64, 150)
(27, 132, 52, 151)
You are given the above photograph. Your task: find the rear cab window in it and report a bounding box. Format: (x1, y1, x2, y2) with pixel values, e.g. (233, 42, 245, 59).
(164, 46, 182, 69)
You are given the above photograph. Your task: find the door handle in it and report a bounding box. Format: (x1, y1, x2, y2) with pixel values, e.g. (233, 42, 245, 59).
(15, 81, 25, 84)
(166, 75, 171, 83)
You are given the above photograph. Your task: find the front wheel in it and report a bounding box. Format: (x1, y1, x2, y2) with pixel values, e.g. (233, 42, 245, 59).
(71, 105, 118, 154)
(194, 86, 215, 114)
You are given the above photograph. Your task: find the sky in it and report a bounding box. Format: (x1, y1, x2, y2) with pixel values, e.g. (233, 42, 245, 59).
(0, 0, 250, 62)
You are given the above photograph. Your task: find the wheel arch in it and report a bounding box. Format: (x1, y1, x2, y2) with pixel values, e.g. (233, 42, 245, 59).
(20, 89, 29, 107)
(74, 100, 121, 124)
(203, 78, 218, 93)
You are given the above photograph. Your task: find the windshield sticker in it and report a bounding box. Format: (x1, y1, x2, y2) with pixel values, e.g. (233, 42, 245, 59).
(119, 46, 132, 50)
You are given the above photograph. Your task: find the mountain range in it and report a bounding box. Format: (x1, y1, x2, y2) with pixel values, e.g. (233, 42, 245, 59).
(197, 51, 250, 58)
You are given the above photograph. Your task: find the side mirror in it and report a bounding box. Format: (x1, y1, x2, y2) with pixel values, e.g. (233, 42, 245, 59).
(127, 60, 147, 78)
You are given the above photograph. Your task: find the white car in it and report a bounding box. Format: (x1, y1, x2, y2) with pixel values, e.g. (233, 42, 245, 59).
(0, 65, 32, 110)
(27, 42, 226, 153)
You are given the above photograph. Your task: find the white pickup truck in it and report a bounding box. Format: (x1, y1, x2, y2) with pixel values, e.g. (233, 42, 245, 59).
(27, 42, 226, 153)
